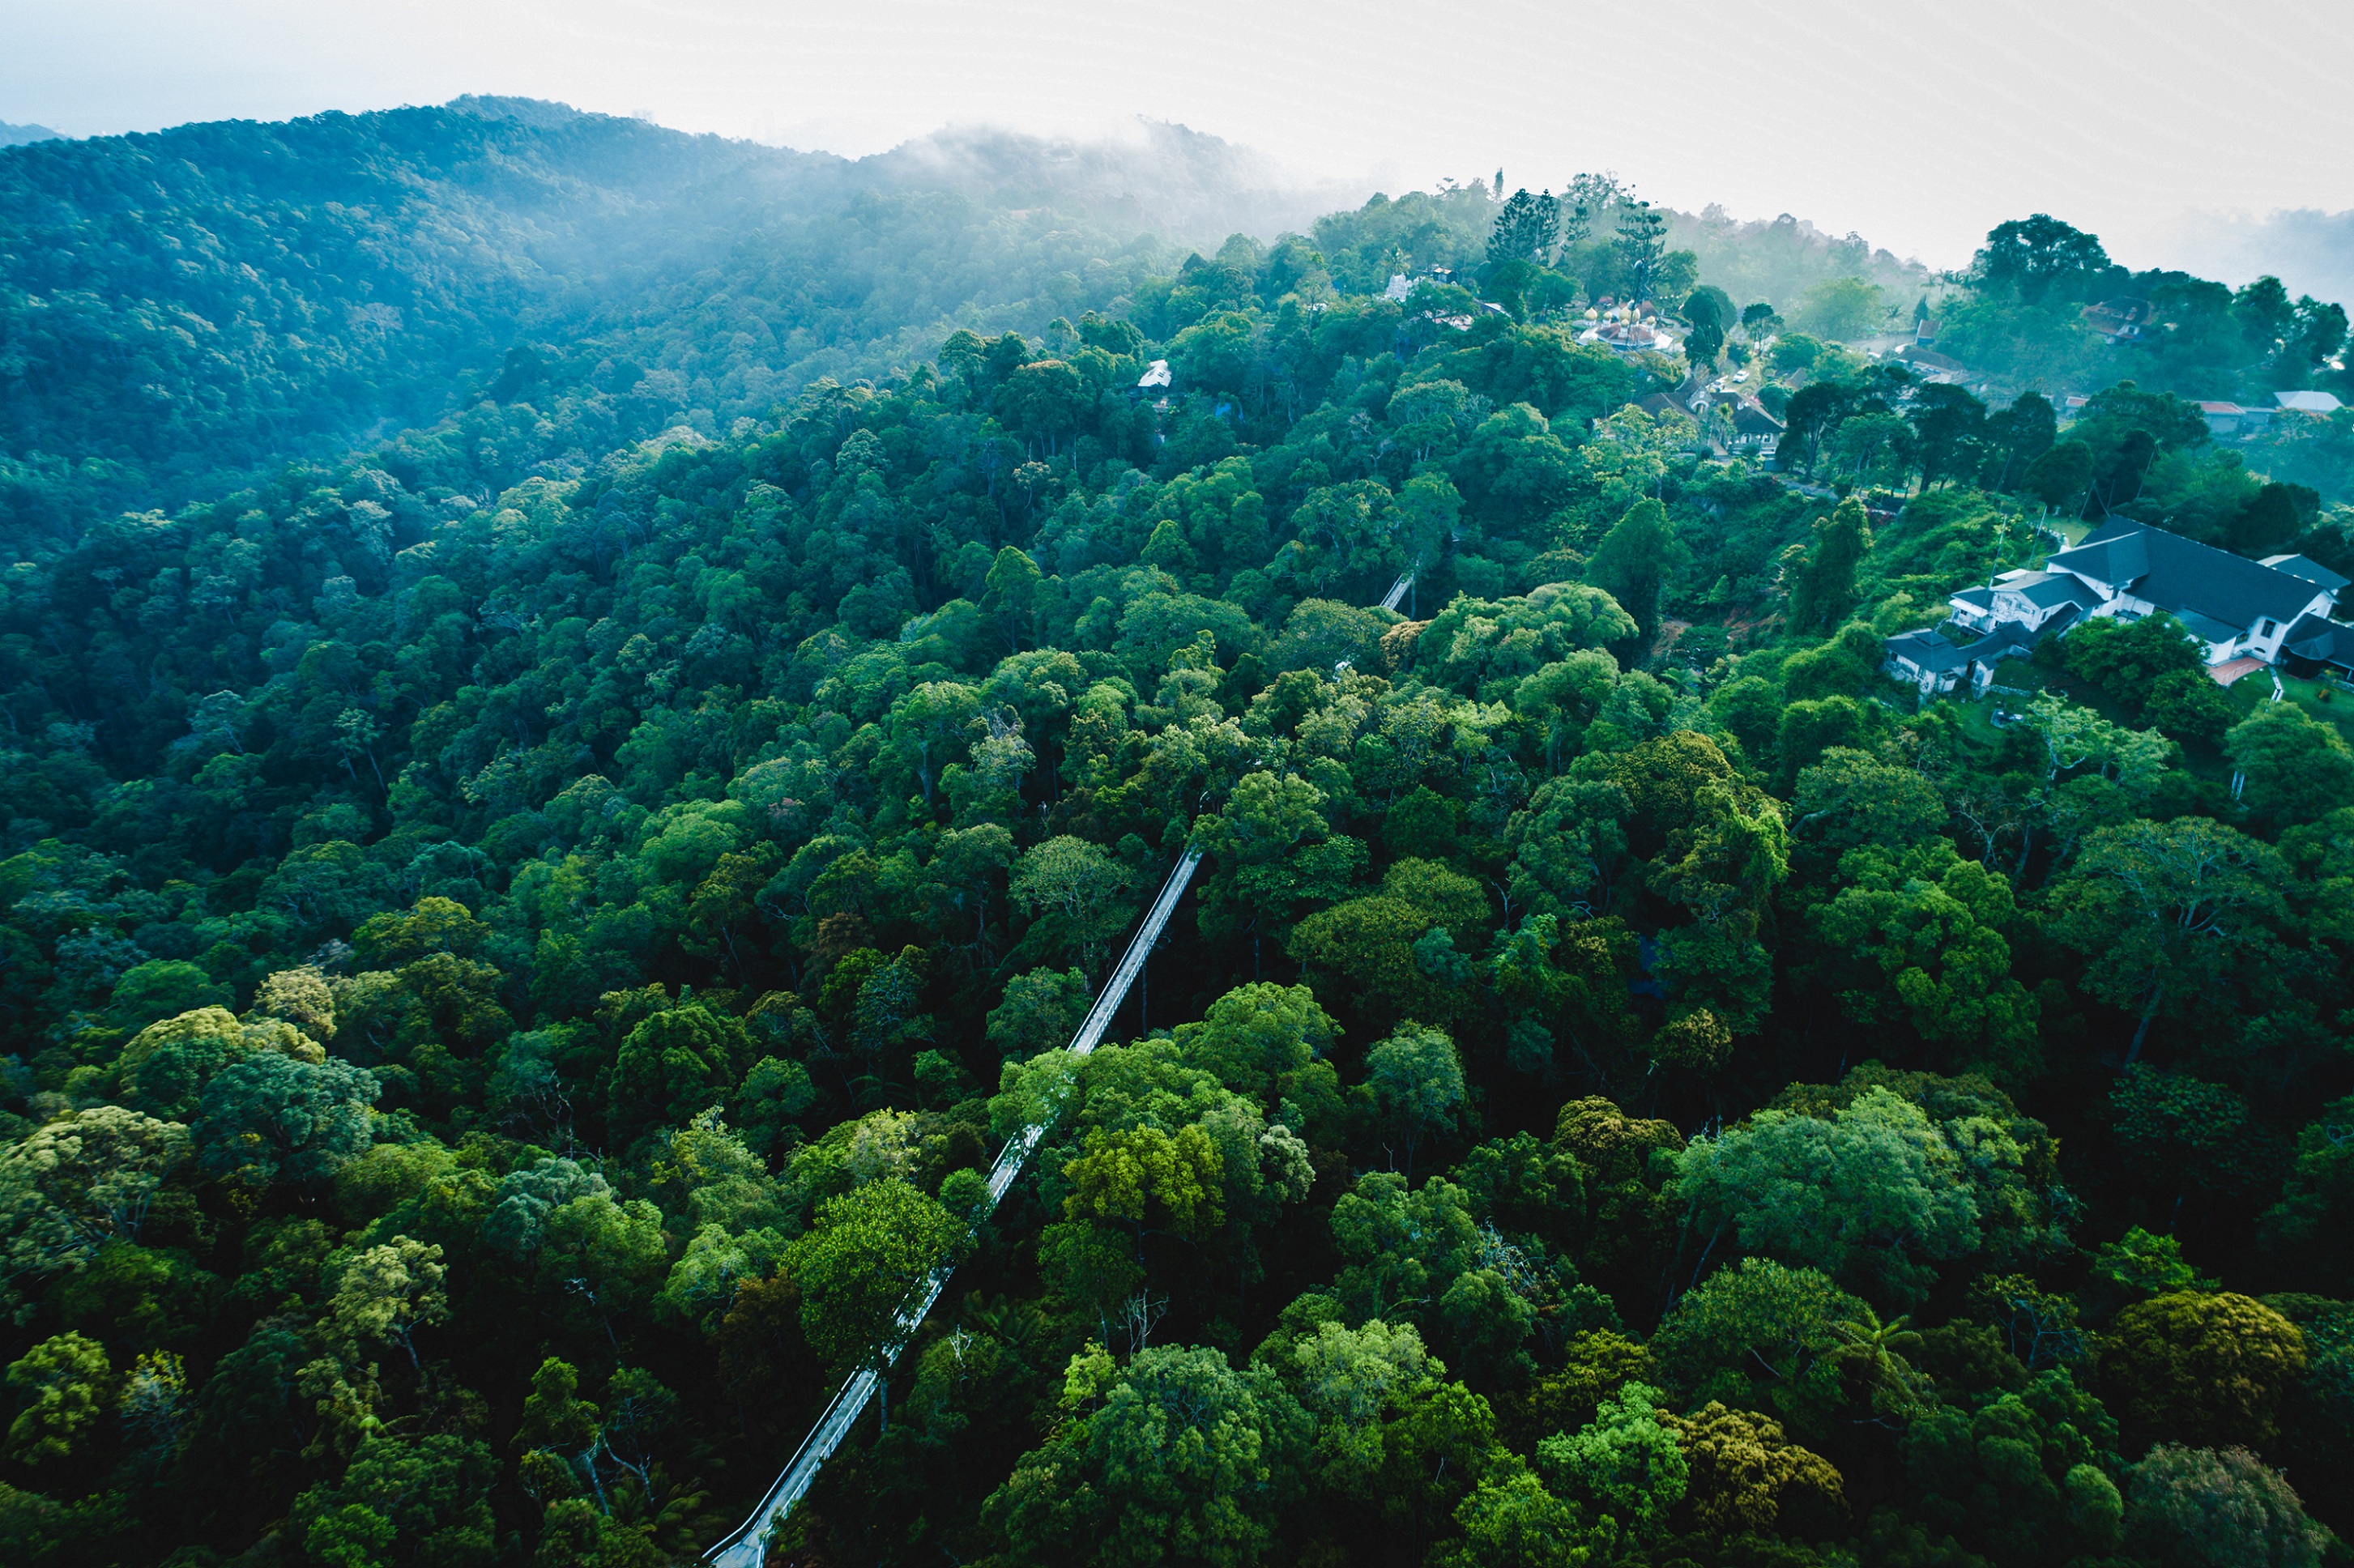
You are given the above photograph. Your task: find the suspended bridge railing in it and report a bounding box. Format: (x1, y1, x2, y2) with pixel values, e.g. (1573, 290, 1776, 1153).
(706, 844, 1204, 1567)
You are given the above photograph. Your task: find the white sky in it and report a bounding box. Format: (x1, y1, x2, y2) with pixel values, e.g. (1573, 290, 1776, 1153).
(7, 0, 2354, 276)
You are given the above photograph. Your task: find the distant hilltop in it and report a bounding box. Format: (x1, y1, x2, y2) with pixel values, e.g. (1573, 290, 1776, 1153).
(0, 120, 62, 147)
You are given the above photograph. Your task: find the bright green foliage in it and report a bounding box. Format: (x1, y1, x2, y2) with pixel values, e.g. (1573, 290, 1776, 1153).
(1811, 842, 2041, 1080)
(1363, 1024, 1465, 1178)
(1536, 1381, 1687, 1545)
(0, 1106, 190, 1293)
(1584, 499, 1688, 641)
(1330, 1172, 1482, 1323)
(1668, 1089, 1985, 1307)
(785, 1178, 966, 1370)
(2225, 703, 2354, 826)
(1169, 982, 1337, 1104)
(987, 1344, 1313, 1568)
(3, 1333, 113, 1465)
(1064, 1124, 1226, 1243)
(1431, 1465, 1594, 1568)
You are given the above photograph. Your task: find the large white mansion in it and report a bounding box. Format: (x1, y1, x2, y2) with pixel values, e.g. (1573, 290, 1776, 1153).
(1885, 518, 2354, 697)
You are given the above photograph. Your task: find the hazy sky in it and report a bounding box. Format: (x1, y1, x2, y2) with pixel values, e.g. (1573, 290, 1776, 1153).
(9, 0, 2354, 276)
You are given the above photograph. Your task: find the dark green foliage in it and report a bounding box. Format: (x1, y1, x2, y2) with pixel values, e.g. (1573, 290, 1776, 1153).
(1, 104, 2352, 1568)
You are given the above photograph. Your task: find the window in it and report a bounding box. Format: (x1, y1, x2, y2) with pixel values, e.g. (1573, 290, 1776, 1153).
(2261, 619, 2279, 637)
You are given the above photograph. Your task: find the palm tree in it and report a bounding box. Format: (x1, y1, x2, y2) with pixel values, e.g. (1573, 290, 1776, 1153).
(1827, 1305, 1930, 1425)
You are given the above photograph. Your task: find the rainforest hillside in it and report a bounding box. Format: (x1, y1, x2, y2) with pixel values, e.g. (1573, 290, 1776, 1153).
(0, 100, 2352, 1568)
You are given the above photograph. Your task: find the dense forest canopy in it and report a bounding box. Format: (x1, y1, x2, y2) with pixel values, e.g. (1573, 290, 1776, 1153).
(2, 98, 2352, 1568)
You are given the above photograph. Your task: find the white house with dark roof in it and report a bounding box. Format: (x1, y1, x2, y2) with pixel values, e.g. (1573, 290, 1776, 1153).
(1886, 518, 2346, 697)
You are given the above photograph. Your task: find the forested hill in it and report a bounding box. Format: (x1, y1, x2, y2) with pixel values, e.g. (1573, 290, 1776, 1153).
(0, 100, 1333, 542)
(4, 98, 2354, 1568)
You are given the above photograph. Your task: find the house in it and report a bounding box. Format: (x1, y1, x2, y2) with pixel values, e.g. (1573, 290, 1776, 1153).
(1383, 274, 1414, 302)
(1893, 518, 2347, 697)
(2279, 614, 2354, 680)
(1914, 317, 1940, 347)
(1885, 610, 2078, 698)
(2261, 553, 2352, 596)
(1896, 343, 1971, 384)
(2082, 297, 2158, 344)
(2276, 389, 2345, 416)
(2196, 401, 2250, 439)
(1136, 360, 1172, 390)
(1724, 398, 1784, 460)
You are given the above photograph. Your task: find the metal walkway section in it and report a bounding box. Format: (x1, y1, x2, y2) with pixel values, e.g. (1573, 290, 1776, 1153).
(1379, 573, 1415, 613)
(706, 845, 1205, 1567)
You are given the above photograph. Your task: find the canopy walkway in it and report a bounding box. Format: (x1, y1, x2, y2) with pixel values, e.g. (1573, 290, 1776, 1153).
(706, 846, 1203, 1566)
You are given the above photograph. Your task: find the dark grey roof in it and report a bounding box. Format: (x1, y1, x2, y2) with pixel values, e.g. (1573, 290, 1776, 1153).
(1887, 628, 1967, 672)
(2284, 613, 2354, 668)
(2174, 609, 2242, 645)
(1999, 570, 2105, 611)
(2262, 553, 2352, 594)
(2048, 520, 2324, 633)
(1951, 586, 1994, 611)
(1961, 607, 2079, 663)
(2046, 526, 2147, 590)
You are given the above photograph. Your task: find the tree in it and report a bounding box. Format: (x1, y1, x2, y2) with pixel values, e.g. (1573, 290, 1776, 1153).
(1534, 1381, 1687, 1546)
(889, 680, 982, 804)
(3, 1332, 113, 1466)
(2224, 703, 2354, 826)
(607, 1003, 744, 1142)
(190, 1053, 378, 1190)
(1170, 982, 1337, 1105)
(2062, 613, 2205, 719)
(2125, 1443, 2329, 1568)
(325, 1237, 450, 1372)
(1432, 1467, 1591, 1568)
(1668, 1089, 1983, 1309)
(987, 1344, 1311, 1568)
(0, 1106, 190, 1289)
(2022, 438, 2092, 511)
(1064, 1124, 1226, 1249)
(1900, 1370, 2126, 1564)
(1364, 1025, 1466, 1180)
(784, 1178, 966, 1372)
(1011, 836, 1141, 982)
(2099, 1292, 2307, 1450)
(984, 545, 1045, 650)
(1680, 289, 1725, 369)
(1909, 383, 1989, 489)
(1650, 1259, 1865, 1438)
(1486, 189, 1561, 268)
(1783, 500, 1872, 635)
(1657, 1401, 1844, 1536)
(2045, 817, 2288, 1059)
(1972, 215, 2112, 304)
(987, 966, 1093, 1061)
(1614, 202, 1669, 303)
(1583, 498, 1687, 643)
